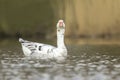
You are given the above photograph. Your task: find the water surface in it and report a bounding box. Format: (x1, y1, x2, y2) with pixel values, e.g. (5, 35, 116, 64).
(0, 40, 120, 80)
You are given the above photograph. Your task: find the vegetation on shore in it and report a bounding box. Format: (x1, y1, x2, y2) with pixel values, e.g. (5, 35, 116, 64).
(0, 0, 120, 39)
(0, 0, 55, 39)
(52, 0, 120, 39)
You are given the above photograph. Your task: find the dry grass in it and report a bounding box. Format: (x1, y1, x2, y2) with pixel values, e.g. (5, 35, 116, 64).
(51, 0, 120, 38)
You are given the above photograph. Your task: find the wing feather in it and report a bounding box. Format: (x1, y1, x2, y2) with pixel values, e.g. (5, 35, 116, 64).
(19, 38, 56, 55)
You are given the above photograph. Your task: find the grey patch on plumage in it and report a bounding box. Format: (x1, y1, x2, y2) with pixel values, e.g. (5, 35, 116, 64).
(30, 47, 37, 55)
(22, 42, 37, 55)
(47, 48, 55, 54)
(38, 45, 46, 51)
(51, 48, 55, 53)
(35, 45, 37, 48)
(47, 49, 50, 54)
(39, 46, 42, 51)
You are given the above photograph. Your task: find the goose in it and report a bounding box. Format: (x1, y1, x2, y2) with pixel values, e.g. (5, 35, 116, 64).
(19, 20, 67, 60)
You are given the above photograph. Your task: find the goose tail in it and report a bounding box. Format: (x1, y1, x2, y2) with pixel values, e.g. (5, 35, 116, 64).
(19, 38, 24, 43)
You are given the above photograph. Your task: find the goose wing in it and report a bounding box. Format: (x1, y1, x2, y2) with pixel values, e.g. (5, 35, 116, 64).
(19, 38, 40, 54)
(19, 38, 56, 55)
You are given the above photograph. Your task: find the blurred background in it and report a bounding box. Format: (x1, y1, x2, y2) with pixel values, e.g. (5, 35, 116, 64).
(0, 1, 120, 80)
(0, 0, 120, 44)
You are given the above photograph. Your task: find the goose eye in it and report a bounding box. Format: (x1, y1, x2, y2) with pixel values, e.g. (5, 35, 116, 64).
(58, 29, 60, 32)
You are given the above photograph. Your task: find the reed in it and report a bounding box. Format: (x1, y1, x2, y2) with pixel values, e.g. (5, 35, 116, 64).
(51, 0, 120, 38)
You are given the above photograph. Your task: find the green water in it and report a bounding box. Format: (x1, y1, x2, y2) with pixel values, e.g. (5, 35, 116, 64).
(0, 40, 120, 80)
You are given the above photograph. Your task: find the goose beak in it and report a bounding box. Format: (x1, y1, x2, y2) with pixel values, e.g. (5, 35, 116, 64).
(59, 22, 63, 27)
(57, 20, 65, 28)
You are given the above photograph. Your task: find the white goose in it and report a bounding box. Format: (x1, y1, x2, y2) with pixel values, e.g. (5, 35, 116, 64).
(19, 20, 67, 60)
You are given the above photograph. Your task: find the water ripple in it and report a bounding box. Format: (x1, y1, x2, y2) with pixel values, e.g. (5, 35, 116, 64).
(0, 46, 120, 80)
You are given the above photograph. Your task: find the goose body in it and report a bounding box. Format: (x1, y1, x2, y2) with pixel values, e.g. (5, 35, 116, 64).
(19, 20, 67, 59)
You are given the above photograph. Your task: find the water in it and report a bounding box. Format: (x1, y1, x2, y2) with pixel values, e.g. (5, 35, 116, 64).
(0, 41, 120, 80)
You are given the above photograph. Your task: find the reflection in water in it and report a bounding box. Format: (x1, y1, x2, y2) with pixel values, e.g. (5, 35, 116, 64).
(0, 45, 120, 80)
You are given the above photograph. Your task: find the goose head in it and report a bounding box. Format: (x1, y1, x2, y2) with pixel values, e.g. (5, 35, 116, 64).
(57, 20, 65, 29)
(56, 20, 65, 35)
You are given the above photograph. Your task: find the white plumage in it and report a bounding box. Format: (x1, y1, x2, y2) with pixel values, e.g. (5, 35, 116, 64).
(19, 20, 67, 60)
